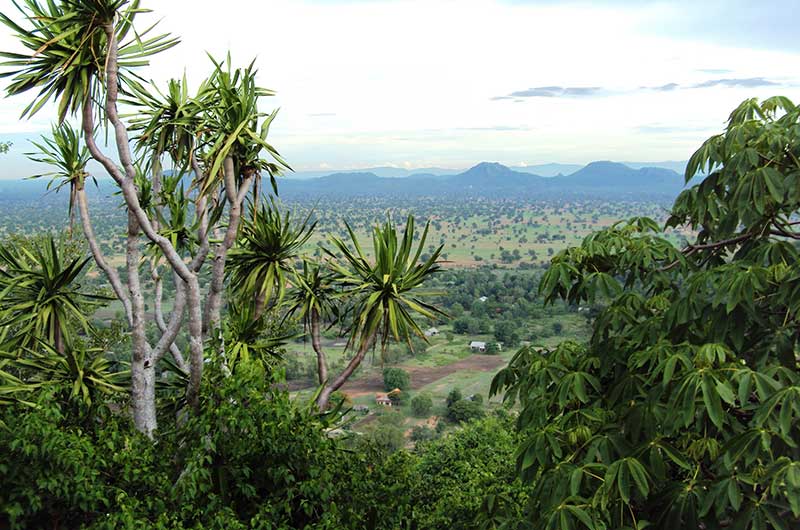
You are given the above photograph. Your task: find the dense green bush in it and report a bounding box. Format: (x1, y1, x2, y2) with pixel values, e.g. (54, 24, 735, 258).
(0, 361, 370, 529)
(407, 416, 530, 529)
(447, 398, 485, 423)
(411, 392, 433, 417)
(382, 367, 410, 391)
(446, 387, 462, 407)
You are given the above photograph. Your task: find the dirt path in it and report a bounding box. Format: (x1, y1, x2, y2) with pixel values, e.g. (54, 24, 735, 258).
(290, 354, 506, 396)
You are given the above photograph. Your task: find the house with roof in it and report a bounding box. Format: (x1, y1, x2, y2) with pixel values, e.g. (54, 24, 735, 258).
(424, 327, 439, 337)
(469, 341, 486, 352)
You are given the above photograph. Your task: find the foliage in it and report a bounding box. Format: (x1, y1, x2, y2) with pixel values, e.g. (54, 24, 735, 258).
(0, 359, 374, 529)
(411, 392, 433, 417)
(410, 425, 436, 442)
(326, 215, 446, 352)
(26, 122, 92, 224)
(485, 342, 501, 355)
(228, 199, 316, 308)
(447, 398, 485, 423)
(0, 0, 179, 122)
(0, 236, 107, 352)
(446, 387, 463, 407)
(492, 96, 800, 530)
(362, 411, 406, 454)
(383, 367, 411, 391)
(407, 416, 530, 530)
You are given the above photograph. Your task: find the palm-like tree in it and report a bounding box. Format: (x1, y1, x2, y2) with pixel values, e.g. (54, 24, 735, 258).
(0, 237, 106, 354)
(199, 54, 289, 197)
(0, 0, 177, 122)
(26, 122, 93, 232)
(285, 261, 342, 385)
(6, 342, 126, 408)
(315, 215, 446, 408)
(217, 303, 293, 374)
(227, 200, 316, 318)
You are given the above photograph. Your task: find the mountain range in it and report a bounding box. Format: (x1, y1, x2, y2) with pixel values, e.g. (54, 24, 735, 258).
(278, 160, 690, 198)
(0, 160, 692, 201)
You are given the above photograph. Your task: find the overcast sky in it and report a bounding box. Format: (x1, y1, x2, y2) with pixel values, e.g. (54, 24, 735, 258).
(0, 0, 798, 176)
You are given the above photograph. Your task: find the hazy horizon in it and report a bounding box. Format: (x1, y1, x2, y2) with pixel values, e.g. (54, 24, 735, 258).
(1, 0, 798, 178)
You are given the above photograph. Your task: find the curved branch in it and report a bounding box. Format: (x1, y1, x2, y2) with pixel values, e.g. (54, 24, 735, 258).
(76, 186, 132, 325)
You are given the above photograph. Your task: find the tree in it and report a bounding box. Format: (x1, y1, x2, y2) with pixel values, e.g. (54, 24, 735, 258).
(1, 2, 287, 435)
(492, 96, 800, 530)
(313, 216, 445, 408)
(411, 393, 433, 417)
(446, 388, 462, 407)
(494, 320, 519, 347)
(383, 367, 410, 391)
(446, 398, 484, 423)
(0, 237, 105, 354)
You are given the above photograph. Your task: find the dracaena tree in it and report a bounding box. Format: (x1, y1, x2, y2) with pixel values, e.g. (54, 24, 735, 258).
(1, 0, 287, 436)
(0, 237, 105, 355)
(491, 97, 800, 530)
(313, 216, 446, 408)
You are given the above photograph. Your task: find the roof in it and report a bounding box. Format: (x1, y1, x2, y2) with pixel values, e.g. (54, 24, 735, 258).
(470, 341, 486, 348)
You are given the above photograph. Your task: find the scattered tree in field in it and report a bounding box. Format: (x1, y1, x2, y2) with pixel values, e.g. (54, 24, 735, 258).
(383, 367, 411, 392)
(411, 393, 433, 417)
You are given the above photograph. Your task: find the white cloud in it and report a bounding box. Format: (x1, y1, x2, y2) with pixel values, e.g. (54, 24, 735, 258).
(0, 0, 798, 175)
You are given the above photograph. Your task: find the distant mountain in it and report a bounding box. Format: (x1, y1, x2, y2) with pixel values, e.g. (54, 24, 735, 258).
(451, 162, 536, 188)
(623, 160, 687, 175)
(279, 161, 686, 198)
(561, 161, 683, 193)
(289, 166, 461, 180)
(514, 163, 583, 177)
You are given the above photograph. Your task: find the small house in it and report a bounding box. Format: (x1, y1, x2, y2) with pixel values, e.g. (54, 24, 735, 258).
(375, 394, 393, 406)
(352, 405, 369, 414)
(478, 296, 488, 302)
(424, 327, 439, 337)
(469, 341, 486, 352)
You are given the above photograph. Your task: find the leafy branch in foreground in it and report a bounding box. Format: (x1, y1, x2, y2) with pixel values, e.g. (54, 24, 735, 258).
(493, 96, 800, 530)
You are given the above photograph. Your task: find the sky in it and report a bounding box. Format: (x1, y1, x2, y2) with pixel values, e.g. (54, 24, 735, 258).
(0, 0, 798, 177)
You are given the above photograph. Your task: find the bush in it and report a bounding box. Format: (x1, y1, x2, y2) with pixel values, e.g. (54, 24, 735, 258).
(0, 361, 369, 529)
(446, 388, 462, 407)
(411, 393, 433, 417)
(383, 367, 410, 391)
(410, 425, 436, 443)
(484, 342, 500, 355)
(447, 399, 485, 423)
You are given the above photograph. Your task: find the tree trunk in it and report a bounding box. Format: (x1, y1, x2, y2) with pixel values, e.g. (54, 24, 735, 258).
(310, 309, 328, 385)
(126, 213, 157, 436)
(203, 158, 252, 333)
(316, 328, 377, 409)
(76, 186, 132, 325)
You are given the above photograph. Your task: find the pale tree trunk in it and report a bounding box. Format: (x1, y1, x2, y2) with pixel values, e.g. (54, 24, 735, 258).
(83, 24, 206, 421)
(316, 328, 378, 409)
(152, 266, 189, 372)
(76, 185, 132, 325)
(310, 309, 328, 385)
(203, 158, 253, 334)
(126, 213, 157, 436)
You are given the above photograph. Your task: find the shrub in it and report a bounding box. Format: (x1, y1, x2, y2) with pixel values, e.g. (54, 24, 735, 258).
(446, 388, 462, 407)
(410, 425, 436, 443)
(383, 367, 410, 391)
(447, 399, 484, 423)
(411, 393, 433, 417)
